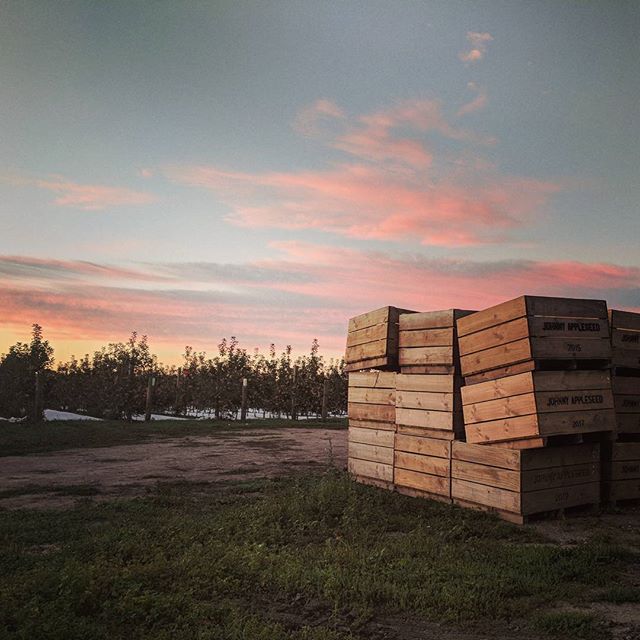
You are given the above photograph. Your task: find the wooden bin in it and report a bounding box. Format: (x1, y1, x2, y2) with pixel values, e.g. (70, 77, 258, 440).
(457, 296, 611, 384)
(345, 306, 416, 373)
(399, 309, 474, 374)
(610, 310, 640, 371)
(461, 370, 615, 445)
(347, 371, 396, 488)
(451, 441, 601, 524)
(394, 433, 452, 502)
(395, 373, 464, 440)
(603, 441, 640, 503)
(612, 377, 640, 435)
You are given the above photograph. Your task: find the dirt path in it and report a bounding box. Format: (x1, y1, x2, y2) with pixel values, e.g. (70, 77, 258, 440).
(0, 427, 347, 509)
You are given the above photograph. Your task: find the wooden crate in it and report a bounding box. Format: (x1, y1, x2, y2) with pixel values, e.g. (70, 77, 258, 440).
(610, 310, 640, 371)
(451, 441, 600, 524)
(461, 370, 615, 444)
(394, 433, 452, 502)
(603, 441, 640, 503)
(399, 309, 475, 373)
(345, 306, 416, 373)
(348, 371, 396, 486)
(395, 373, 464, 440)
(457, 296, 611, 382)
(612, 376, 640, 435)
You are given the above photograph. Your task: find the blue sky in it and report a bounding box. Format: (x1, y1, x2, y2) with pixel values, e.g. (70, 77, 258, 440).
(1, 1, 638, 362)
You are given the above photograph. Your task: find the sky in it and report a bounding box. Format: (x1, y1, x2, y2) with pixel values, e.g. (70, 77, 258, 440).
(1, 0, 639, 364)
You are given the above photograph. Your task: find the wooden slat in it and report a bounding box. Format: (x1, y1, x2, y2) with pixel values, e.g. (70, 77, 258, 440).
(394, 434, 451, 458)
(396, 390, 454, 411)
(400, 309, 475, 331)
(399, 346, 454, 366)
(346, 323, 389, 348)
(612, 442, 640, 461)
(491, 438, 547, 450)
(344, 357, 393, 373)
(530, 337, 611, 360)
(396, 373, 459, 393)
(394, 468, 449, 495)
(607, 479, 640, 501)
(399, 327, 454, 348)
(612, 377, 640, 394)
(396, 485, 452, 504)
(461, 372, 535, 405)
(519, 443, 600, 470)
(349, 418, 395, 431)
(609, 309, 640, 332)
(348, 457, 393, 482)
(348, 387, 395, 406)
(452, 459, 520, 491)
(614, 394, 640, 413)
(611, 349, 640, 369)
(452, 441, 521, 469)
(460, 338, 532, 377)
(458, 316, 529, 356)
(528, 316, 610, 339)
(612, 328, 640, 351)
(463, 393, 537, 424)
(349, 426, 395, 447)
(346, 339, 390, 362)
(396, 425, 457, 440)
(395, 407, 462, 431)
(611, 460, 640, 481)
(463, 361, 536, 385)
(348, 306, 392, 332)
(615, 413, 640, 433)
(394, 451, 450, 477)
(401, 365, 457, 375)
(521, 463, 599, 491)
(451, 479, 521, 512)
(525, 296, 607, 319)
(456, 297, 527, 338)
(520, 482, 599, 514)
(348, 371, 396, 389)
(535, 388, 614, 414)
(348, 403, 395, 422)
(348, 441, 394, 465)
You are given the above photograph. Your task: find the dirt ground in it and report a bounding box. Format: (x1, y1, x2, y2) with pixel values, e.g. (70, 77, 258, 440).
(0, 427, 347, 509)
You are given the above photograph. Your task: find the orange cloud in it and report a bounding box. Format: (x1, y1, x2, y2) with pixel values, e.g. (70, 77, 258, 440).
(457, 83, 488, 117)
(459, 31, 494, 64)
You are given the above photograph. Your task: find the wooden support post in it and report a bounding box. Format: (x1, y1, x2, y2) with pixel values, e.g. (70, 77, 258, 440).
(240, 377, 248, 422)
(34, 371, 43, 423)
(321, 378, 328, 420)
(145, 376, 156, 422)
(291, 365, 298, 421)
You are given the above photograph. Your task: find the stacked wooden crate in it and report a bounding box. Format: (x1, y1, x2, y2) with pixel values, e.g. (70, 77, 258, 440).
(393, 310, 474, 502)
(604, 310, 640, 503)
(454, 296, 614, 522)
(347, 371, 396, 490)
(345, 306, 416, 373)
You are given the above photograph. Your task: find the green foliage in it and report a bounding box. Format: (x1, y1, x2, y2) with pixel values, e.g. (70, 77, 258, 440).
(533, 611, 611, 640)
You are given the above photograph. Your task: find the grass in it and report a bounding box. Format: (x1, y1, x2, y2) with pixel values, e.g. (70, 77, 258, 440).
(1, 470, 637, 639)
(0, 417, 347, 457)
(533, 611, 611, 640)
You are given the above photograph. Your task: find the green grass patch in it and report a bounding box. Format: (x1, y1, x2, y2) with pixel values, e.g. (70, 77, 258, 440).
(596, 585, 640, 603)
(533, 611, 611, 640)
(0, 418, 347, 457)
(0, 471, 635, 638)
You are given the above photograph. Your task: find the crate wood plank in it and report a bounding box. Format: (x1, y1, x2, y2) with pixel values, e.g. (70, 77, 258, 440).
(348, 306, 415, 333)
(607, 479, 640, 501)
(451, 478, 521, 512)
(396, 425, 458, 440)
(525, 296, 607, 319)
(611, 460, 640, 481)
(611, 328, 640, 351)
(348, 441, 394, 465)
(530, 337, 611, 360)
(348, 403, 395, 422)
(395, 450, 450, 476)
(349, 418, 395, 431)
(614, 394, 640, 414)
(401, 365, 458, 375)
(521, 482, 600, 514)
(612, 377, 640, 394)
(522, 463, 599, 492)
(349, 426, 395, 448)
(396, 390, 455, 412)
(399, 346, 454, 366)
(463, 394, 537, 424)
(464, 409, 615, 443)
(348, 457, 393, 482)
(344, 357, 393, 373)
(394, 468, 449, 495)
(452, 460, 520, 491)
(400, 309, 475, 331)
(348, 387, 395, 406)
(611, 349, 640, 369)
(346, 340, 391, 362)
(464, 361, 536, 385)
(452, 441, 520, 469)
(348, 371, 396, 389)
(610, 309, 640, 332)
(616, 414, 640, 433)
(346, 323, 390, 348)
(399, 327, 454, 348)
(612, 442, 640, 461)
(491, 438, 547, 450)
(460, 338, 532, 377)
(395, 407, 462, 431)
(394, 434, 451, 458)
(396, 373, 460, 394)
(396, 485, 453, 504)
(458, 316, 530, 356)
(352, 474, 394, 491)
(456, 297, 527, 338)
(462, 371, 611, 406)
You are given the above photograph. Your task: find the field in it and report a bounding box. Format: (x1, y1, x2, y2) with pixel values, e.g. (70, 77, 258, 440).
(1, 419, 640, 640)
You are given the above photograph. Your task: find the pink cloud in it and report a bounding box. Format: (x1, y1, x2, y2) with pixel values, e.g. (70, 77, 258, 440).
(459, 31, 494, 64)
(5, 173, 157, 210)
(457, 84, 488, 117)
(293, 98, 346, 137)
